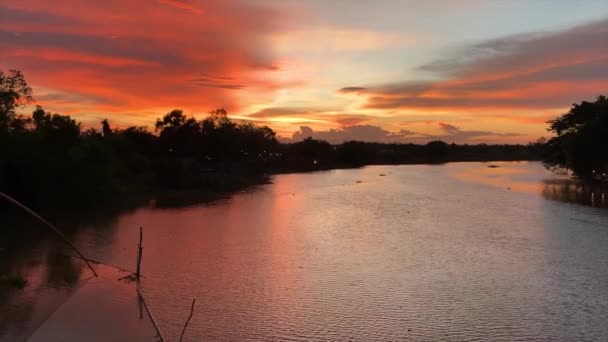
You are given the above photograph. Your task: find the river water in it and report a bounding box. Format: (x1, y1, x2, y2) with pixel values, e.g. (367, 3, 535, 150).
(2, 161, 608, 341)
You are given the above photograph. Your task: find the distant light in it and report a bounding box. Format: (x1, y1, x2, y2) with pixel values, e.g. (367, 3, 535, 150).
(313, 160, 318, 164)
(169, 148, 173, 152)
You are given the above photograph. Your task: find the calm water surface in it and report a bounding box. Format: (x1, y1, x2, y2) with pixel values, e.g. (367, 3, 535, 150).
(2, 162, 608, 341)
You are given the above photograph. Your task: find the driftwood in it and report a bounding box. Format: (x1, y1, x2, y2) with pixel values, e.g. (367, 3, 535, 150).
(136, 227, 143, 280)
(137, 287, 167, 342)
(58, 252, 141, 276)
(179, 299, 197, 342)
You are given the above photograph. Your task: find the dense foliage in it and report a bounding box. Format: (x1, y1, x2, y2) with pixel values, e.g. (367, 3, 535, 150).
(1, 70, 543, 210)
(543, 96, 608, 180)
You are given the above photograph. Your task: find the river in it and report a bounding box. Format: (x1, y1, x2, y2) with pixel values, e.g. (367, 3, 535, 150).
(2, 161, 608, 341)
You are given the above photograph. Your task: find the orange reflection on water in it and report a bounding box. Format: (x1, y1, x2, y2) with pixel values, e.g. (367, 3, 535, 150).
(451, 161, 544, 194)
(451, 161, 608, 208)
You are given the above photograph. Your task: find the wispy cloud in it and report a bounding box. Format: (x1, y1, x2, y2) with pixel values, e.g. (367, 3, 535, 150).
(248, 107, 377, 126)
(340, 18, 608, 112)
(158, 0, 204, 14)
(189, 74, 245, 90)
(0, 0, 292, 125)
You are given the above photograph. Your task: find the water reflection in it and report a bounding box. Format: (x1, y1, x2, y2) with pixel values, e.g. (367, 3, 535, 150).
(451, 161, 608, 209)
(451, 161, 547, 194)
(0, 208, 118, 341)
(2, 162, 608, 341)
(0, 251, 86, 341)
(542, 179, 608, 208)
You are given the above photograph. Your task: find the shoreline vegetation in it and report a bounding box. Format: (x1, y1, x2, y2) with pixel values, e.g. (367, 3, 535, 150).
(1, 69, 605, 213)
(0, 72, 542, 213)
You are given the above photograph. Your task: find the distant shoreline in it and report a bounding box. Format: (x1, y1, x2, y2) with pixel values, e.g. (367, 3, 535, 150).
(100, 158, 546, 210)
(1, 158, 541, 220)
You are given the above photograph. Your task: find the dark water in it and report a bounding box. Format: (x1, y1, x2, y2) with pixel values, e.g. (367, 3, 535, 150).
(2, 162, 608, 341)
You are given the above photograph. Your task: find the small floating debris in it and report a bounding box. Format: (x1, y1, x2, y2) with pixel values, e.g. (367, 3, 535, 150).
(487, 165, 500, 168)
(118, 273, 138, 283)
(356, 180, 363, 183)
(379, 174, 386, 176)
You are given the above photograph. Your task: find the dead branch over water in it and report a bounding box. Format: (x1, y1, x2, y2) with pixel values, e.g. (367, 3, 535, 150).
(0, 191, 98, 277)
(179, 299, 197, 342)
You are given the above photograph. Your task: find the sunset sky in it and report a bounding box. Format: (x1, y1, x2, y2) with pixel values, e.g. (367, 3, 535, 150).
(1, 0, 607, 143)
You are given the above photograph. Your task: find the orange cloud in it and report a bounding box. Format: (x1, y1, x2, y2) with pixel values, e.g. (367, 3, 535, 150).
(0, 0, 294, 126)
(341, 19, 608, 114)
(157, 0, 204, 14)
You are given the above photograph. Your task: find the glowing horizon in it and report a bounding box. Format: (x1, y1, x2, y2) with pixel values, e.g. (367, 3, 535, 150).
(1, 0, 608, 144)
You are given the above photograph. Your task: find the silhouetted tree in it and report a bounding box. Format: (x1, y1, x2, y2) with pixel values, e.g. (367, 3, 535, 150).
(287, 138, 334, 169)
(0, 70, 33, 133)
(0, 69, 544, 210)
(101, 119, 112, 137)
(543, 96, 608, 180)
(338, 141, 374, 165)
(30, 106, 81, 147)
(426, 140, 450, 162)
(156, 109, 201, 157)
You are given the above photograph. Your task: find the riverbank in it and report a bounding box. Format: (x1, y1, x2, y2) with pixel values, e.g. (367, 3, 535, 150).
(2, 155, 544, 219)
(3, 162, 608, 341)
(2, 92, 546, 214)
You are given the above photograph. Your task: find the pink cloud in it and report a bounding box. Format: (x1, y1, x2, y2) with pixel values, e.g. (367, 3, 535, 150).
(340, 18, 608, 114)
(0, 0, 295, 125)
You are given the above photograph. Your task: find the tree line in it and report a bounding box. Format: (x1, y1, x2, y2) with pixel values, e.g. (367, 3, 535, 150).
(543, 95, 607, 181)
(4, 69, 589, 211)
